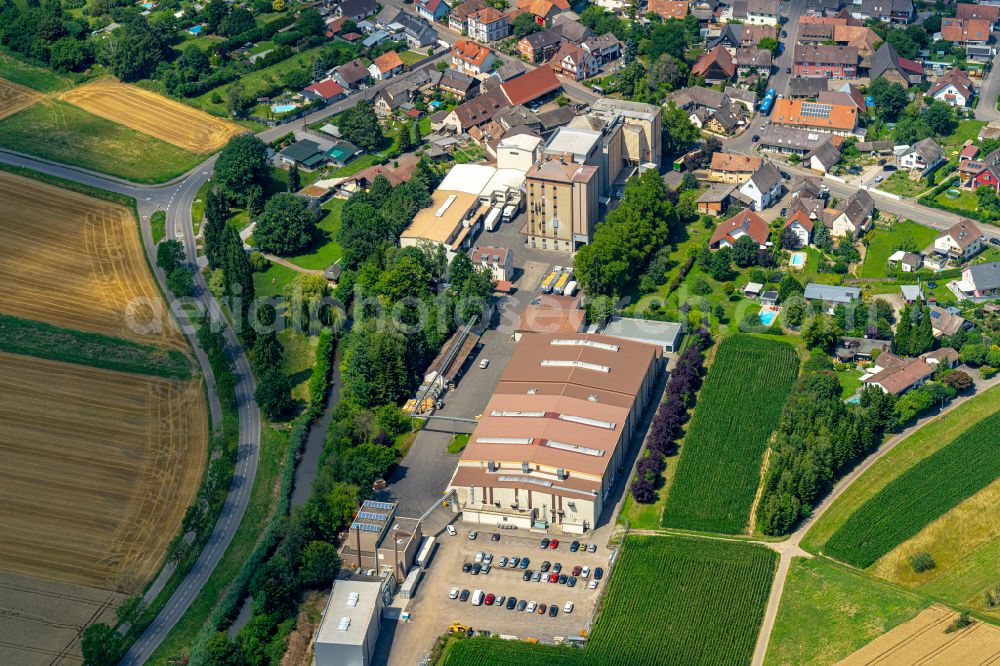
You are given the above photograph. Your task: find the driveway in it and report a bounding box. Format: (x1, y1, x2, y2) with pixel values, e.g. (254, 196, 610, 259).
(975, 57, 1000, 123)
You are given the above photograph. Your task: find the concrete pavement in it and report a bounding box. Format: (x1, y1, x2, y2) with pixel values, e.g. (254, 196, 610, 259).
(975, 56, 1000, 123)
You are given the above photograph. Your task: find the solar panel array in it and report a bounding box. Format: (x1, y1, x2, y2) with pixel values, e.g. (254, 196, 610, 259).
(800, 102, 832, 119)
(351, 521, 382, 533)
(364, 500, 395, 510)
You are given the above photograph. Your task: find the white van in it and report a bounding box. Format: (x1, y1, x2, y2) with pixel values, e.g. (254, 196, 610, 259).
(472, 589, 484, 606)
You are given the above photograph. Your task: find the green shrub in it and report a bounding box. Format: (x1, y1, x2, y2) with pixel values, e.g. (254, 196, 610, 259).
(908, 552, 936, 573)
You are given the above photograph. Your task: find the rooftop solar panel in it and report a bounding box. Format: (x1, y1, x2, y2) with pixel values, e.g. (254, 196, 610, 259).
(801, 102, 832, 118)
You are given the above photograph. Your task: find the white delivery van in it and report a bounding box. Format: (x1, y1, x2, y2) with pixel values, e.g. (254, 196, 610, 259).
(484, 207, 502, 232)
(472, 589, 484, 606)
(502, 204, 517, 223)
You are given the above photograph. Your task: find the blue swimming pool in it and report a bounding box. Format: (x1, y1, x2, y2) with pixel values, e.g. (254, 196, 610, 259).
(271, 104, 297, 113)
(759, 310, 778, 326)
(189, 25, 203, 34)
(790, 253, 806, 267)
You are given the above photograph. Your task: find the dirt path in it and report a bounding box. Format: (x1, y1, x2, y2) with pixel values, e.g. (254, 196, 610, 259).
(749, 371, 1000, 666)
(263, 254, 325, 276)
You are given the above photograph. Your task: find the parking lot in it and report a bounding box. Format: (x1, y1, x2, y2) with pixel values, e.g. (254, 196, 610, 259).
(395, 525, 613, 655)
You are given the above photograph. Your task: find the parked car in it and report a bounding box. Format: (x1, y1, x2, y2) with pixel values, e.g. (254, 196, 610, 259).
(447, 525, 457, 536)
(460, 589, 470, 602)
(499, 556, 508, 567)
(549, 539, 559, 549)
(553, 562, 562, 573)
(482, 564, 491, 575)
(581, 566, 590, 579)
(532, 571, 542, 582)
(779, 208, 787, 216)
(517, 599, 528, 611)
(874, 175, 884, 184)
(450, 587, 459, 599)
(506, 596, 517, 610)
(490, 532, 500, 542)
(570, 540, 580, 552)
(751, 134, 760, 143)
(462, 562, 472, 573)
(588, 579, 598, 589)
(526, 601, 537, 613)
(495, 594, 505, 606)
(878, 159, 886, 166)
(564, 601, 574, 614)
(785, 66, 791, 73)
(558, 575, 568, 585)
(568, 576, 577, 588)
(548, 605, 558, 617)
(471, 563, 481, 575)
(537, 603, 547, 615)
(587, 543, 596, 553)
(540, 561, 551, 572)
(883, 164, 897, 172)
(539, 538, 550, 549)
(572, 565, 582, 577)
(992, 238, 1000, 246)
(483, 553, 493, 565)
(519, 557, 530, 570)
(469, 531, 478, 540)
(510, 557, 520, 568)
(594, 567, 604, 580)
(522, 570, 532, 581)
(475, 551, 485, 563)
(549, 573, 559, 583)
(485, 593, 495, 605)
(781, 30, 787, 37)
(779, 170, 791, 180)
(479, 359, 489, 369)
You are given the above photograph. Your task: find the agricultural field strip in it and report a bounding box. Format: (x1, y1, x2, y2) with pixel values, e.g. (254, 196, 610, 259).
(60, 79, 244, 153)
(919, 535, 1000, 605)
(663, 336, 799, 534)
(0, 351, 207, 593)
(0, 170, 185, 351)
(441, 535, 778, 666)
(0, 76, 42, 120)
(824, 409, 1000, 568)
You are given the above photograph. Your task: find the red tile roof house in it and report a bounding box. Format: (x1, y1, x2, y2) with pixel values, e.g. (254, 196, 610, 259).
(451, 39, 496, 76)
(862, 353, 935, 396)
(709, 209, 770, 250)
(783, 208, 814, 247)
(941, 17, 992, 45)
(303, 78, 346, 103)
(553, 42, 599, 81)
(793, 44, 858, 79)
(928, 68, 975, 108)
(956, 3, 1000, 24)
(691, 45, 736, 85)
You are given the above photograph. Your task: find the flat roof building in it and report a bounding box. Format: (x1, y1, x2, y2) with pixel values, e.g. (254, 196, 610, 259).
(340, 500, 422, 582)
(446, 332, 662, 534)
(314, 575, 390, 666)
(601, 317, 684, 353)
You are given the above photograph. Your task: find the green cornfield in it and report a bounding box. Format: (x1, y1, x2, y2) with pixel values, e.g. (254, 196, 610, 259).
(663, 335, 799, 533)
(440, 536, 778, 666)
(824, 409, 1000, 568)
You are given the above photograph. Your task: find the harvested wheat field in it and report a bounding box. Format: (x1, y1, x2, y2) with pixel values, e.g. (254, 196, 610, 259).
(0, 351, 207, 592)
(0, 570, 122, 665)
(60, 78, 244, 152)
(837, 605, 1000, 666)
(0, 76, 42, 120)
(0, 170, 184, 350)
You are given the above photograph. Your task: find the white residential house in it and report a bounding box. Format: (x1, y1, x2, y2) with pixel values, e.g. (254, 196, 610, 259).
(934, 219, 985, 263)
(746, 0, 779, 25)
(887, 250, 923, 272)
(467, 7, 509, 42)
(928, 68, 975, 108)
(897, 138, 945, 176)
(831, 189, 875, 239)
(783, 210, 813, 247)
(737, 162, 782, 211)
(470, 245, 513, 282)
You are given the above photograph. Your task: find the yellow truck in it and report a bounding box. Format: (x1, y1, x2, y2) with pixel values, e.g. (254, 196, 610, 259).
(540, 265, 562, 293)
(554, 268, 572, 295)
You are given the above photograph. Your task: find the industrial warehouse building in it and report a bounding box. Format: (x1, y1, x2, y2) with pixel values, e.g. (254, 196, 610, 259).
(339, 499, 421, 582)
(446, 332, 663, 534)
(314, 574, 394, 666)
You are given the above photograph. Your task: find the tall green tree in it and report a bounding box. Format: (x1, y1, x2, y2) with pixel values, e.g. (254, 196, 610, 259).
(214, 135, 271, 204)
(339, 101, 383, 151)
(343, 325, 411, 408)
(203, 189, 229, 270)
(253, 193, 317, 255)
(287, 163, 301, 192)
(81, 623, 122, 666)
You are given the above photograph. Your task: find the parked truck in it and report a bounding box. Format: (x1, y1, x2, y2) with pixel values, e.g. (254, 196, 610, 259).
(415, 536, 437, 568)
(562, 280, 577, 297)
(553, 268, 572, 295)
(540, 265, 562, 293)
(484, 206, 502, 232)
(502, 204, 517, 223)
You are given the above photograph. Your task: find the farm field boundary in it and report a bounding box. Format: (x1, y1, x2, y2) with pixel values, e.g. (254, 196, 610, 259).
(662, 336, 799, 534)
(0, 313, 191, 379)
(837, 605, 1000, 665)
(440, 535, 778, 666)
(60, 79, 245, 153)
(823, 409, 1000, 568)
(0, 76, 41, 120)
(0, 169, 185, 351)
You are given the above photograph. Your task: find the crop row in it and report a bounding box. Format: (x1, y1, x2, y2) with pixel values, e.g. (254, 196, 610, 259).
(824, 409, 1000, 568)
(441, 536, 778, 666)
(663, 335, 799, 534)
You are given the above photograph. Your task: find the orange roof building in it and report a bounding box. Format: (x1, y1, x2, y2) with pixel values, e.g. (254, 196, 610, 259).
(709, 209, 770, 249)
(446, 332, 663, 533)
(451, 39, 495, 72)
(941, 17, 992, 44)
(771, 98, 858, 135)
(691, 45, 735, 83)
(371, 51, 404, 76)
(646, 0, 688, 19)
